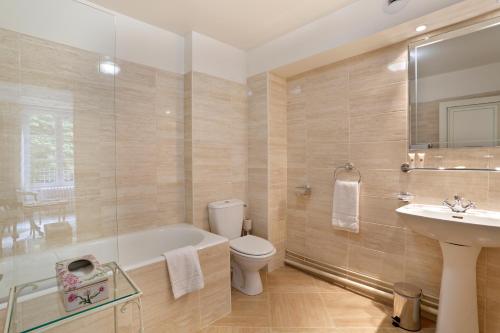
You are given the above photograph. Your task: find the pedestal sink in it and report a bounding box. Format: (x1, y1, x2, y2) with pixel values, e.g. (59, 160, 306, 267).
(396, 204, 500, 333)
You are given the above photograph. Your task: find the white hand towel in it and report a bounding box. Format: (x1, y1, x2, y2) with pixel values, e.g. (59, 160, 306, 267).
(332, 180, 360, 233)
(163, 246, 204, 299)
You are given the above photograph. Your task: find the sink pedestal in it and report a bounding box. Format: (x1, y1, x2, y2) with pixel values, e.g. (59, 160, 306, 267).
(437, 242, 481, 333)
(396, 204, 500, 333)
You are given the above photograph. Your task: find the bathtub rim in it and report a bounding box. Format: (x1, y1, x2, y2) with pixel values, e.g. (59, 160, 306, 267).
(120, 223, 228, 272)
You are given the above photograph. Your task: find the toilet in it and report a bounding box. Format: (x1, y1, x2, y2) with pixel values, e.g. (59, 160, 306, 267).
(208, 199, 275, 295)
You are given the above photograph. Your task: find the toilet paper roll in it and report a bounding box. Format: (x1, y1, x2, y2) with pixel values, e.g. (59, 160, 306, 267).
(243, 218, 252, 232)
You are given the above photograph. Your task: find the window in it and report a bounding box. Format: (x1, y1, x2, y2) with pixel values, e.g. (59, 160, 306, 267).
(22, 109, 74, 189)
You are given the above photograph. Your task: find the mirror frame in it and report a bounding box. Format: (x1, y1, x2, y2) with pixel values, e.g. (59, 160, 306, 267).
(408, 15, 500, 151)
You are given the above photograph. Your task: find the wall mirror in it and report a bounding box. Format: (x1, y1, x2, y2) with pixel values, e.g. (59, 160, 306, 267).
(409, 16, 500, 150)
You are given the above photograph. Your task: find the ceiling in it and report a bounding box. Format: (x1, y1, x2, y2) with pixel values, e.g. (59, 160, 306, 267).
(89, 0, 357, 50)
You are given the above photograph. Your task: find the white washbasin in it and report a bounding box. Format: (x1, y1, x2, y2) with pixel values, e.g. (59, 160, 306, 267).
(396, 203, 500, 333)
(396, 204, 500, 247)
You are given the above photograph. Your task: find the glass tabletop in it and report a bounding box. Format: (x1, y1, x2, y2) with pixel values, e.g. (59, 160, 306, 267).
(5, 262, 141, 333)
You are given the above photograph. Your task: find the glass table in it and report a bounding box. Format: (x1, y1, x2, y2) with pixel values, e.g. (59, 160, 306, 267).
(3, 262, 143, 333)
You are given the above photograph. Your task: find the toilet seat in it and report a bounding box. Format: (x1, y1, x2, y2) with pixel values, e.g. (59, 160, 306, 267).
(229, 235, 276, 295)
(230, 235, 275, 257)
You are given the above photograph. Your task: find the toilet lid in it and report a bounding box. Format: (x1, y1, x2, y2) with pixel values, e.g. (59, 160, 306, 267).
(230, 235, 275, 256)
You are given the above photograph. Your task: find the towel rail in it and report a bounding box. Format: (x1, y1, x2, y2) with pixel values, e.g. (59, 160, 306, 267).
(334, 162, 361, 183)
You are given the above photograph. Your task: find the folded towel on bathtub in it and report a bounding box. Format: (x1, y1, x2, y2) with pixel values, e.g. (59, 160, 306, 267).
(163, 246, 204, 299)
(332, 180, 360, 233)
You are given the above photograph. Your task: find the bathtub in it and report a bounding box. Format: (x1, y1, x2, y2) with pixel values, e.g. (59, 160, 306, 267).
(119, 223, 227, 271)
(1, 223, 227, 294)
(0, 224, 231, 332)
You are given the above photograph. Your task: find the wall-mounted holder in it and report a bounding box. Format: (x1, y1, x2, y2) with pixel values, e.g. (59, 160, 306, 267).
(401, 163, 500, 173)
(397, 192, 415, 202)
(334, 162, 361, 183)
(295, 185, 312, 196)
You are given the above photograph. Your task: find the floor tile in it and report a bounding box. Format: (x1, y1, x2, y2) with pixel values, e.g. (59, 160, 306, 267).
(267, 266, 347, 293)
(211, 290, 270, 327)
(320, 292, 393, 328)
(200, 327, 271, 333)
(270, 293, 334, 328)
(204, 266, 436, 333)
(271, 328, 433, 332)
(271, 329, 338, 333)
(271, 329, 396, 333)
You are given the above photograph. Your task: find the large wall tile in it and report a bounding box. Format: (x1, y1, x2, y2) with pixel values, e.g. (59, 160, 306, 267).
(349, 81, 407, 117)
(187, 72, 248, 230)
(349, 221, 405, 255)
(349, 111, 406, 143)
(348, 244, 405, 284)
(116, 60, 184, 234)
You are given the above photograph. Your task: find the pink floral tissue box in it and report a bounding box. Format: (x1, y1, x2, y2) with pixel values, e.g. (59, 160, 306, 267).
(56, 255, 109, 312)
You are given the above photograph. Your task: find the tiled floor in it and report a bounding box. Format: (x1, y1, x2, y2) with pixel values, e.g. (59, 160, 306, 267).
(200, 265, 436, 333)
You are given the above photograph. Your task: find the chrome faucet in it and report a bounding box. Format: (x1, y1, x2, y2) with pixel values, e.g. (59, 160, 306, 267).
(443, 194, 476, 213)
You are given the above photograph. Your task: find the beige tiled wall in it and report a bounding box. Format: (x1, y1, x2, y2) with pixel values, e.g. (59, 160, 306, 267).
(268, 73, 287, 271)
(286, 42, 500, 332)
(247, 73, 287, 271)
(248, 73, 269, 239)
(116, 60, 185, 234)
(184, 72, 248, 231)
(0, 28, 22, 256)
(184, 73, 194, 224)
(0, 28, 185, 249)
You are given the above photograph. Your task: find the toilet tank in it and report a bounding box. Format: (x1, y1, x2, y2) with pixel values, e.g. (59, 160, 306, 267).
(208, 199, 245, 240)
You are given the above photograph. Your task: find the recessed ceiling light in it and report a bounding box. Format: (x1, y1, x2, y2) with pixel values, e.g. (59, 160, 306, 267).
(416, 25, 427, 32)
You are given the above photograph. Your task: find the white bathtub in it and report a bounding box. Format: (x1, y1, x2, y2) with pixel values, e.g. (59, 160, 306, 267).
(0, 223, 228, 301)
(118, 223, 227, 271)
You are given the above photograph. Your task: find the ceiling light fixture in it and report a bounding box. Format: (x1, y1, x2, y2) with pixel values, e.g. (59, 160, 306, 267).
(416, 25, 427, 32)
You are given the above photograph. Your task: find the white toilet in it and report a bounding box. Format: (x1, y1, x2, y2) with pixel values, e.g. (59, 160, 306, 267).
(208, 199, 275, 295)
